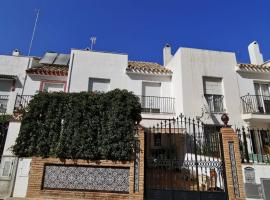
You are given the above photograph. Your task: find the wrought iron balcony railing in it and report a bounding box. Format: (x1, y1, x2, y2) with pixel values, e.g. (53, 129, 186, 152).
(0, 95, 9, 113)
(241, 95, 270, 114)
(14, 95, 33, 111)
(12, 94, 175, 114)
(137, 96, 175, 114)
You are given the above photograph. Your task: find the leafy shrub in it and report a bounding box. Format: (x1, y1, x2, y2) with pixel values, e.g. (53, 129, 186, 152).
(13, 89, 141, 160)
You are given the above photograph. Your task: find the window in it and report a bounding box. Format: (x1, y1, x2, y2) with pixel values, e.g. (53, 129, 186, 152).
(254, 83, 270, 113)
(1, 161, 11, 177)
(40, 81, 66, 92)
(154, 133, 161, 146)
(203, 125, 222, 155)
(142, 82, 161, 113)
(244, 167, 255, 184)
(203, 77, 224, 113)
(43, 83, 65, 92)
(88, 78, 110, 92)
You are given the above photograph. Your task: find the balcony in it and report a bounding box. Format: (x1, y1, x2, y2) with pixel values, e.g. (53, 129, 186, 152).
(237, 127, 270, 164)
(241, 95, 270, 114)
(138, 96, 175, 114)
(0, 95, 9, 114)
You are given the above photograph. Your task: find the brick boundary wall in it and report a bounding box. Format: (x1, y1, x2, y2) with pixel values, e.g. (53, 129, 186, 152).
(26, 128, 144, 200)
(220, 128, 245, 200)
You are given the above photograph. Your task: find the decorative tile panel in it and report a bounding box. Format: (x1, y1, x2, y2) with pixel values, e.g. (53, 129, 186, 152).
(43, 165, 130, 193)
(228, 142, 240, 197)
(134, 140, 140, 192)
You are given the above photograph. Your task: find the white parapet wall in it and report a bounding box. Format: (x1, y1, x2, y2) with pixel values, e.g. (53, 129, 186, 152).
(3, 121, 21, 156)
(12, 158, 32, 198)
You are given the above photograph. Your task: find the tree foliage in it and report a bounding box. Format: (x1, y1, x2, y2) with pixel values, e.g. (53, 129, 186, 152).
(13, 89, 141, 160)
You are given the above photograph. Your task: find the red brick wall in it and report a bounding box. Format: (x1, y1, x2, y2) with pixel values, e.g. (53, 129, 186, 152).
(26, 128, 144, 200)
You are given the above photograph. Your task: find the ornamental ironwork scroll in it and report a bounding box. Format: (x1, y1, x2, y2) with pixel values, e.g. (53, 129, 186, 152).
(228, 142, 240, 197)
(43, 164, 130, 193)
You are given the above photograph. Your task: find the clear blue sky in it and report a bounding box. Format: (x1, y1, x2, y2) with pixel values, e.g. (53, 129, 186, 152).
(0, 0, 269, 64)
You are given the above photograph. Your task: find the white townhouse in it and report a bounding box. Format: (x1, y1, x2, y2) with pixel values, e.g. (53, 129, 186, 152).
(164, 45, 244, 128)
(67, 49, 174, 126)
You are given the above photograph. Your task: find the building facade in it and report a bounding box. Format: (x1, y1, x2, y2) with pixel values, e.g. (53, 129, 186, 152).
(0, 41, 270, 199)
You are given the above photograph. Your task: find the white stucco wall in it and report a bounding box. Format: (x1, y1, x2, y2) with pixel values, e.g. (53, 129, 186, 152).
(168, 48, 244, 126)
(67, 50, 172, 96)
(3, 121, 21, 156)
(13, 158, 31, 198)
(166, 49, 183, 115)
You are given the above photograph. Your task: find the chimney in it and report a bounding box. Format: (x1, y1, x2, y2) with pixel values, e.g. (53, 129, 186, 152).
(248, 41, 264, 65)
(12, 49, 20, 56)
(163, 44, 172, 66)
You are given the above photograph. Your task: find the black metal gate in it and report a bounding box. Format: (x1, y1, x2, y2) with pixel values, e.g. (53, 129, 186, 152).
(145, 114, 227, 200)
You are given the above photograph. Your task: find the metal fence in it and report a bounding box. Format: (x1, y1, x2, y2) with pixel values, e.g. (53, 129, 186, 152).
(145, 114, 227, 200)
(138, 96, 175, 114)
(236, 127, 270, 163)
(241, 95, 270, 114)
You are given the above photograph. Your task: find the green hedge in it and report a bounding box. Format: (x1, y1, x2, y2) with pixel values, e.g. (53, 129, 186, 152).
(13, 89, 141, 161)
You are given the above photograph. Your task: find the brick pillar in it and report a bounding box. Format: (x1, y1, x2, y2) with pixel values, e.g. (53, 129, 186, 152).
(220, 127, 245, 200)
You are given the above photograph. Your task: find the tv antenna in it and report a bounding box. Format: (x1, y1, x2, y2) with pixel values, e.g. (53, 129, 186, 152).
(28, 9, 40, 56)
(90, 37, 96, 50)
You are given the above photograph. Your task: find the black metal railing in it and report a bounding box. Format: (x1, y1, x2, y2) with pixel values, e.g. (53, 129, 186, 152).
(137, 96, 175, 114)
(241, 95, 270, 114)
(204, 94, 224, 113)
(145, 114, 226, 195)
(236, 127, 270, 164)
(14, 95, 33, 111)
(0, 95, 9, 113)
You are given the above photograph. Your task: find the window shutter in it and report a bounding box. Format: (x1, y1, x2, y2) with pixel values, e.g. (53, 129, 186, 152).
(142, 82, 161, 97)
(204, 77, 222, 95)
(89, 78, 110, 92)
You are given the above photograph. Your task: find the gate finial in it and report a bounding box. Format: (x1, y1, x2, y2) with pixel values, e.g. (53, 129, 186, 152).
(221, 113, 229, 127)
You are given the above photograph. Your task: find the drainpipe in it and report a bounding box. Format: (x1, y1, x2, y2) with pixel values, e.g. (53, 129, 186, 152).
(21, 57, 32, 96)
(67, 53, 75, 92)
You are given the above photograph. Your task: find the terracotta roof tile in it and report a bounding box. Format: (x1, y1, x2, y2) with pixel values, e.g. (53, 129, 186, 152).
(127, 61, 172, 75)
(237, 63, 270, 73)
(26, 65, 68, 76)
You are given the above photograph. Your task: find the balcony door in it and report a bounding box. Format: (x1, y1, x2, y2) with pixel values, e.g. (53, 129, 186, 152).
(254, 83, 270, 113)
(142, 82, 161, 113)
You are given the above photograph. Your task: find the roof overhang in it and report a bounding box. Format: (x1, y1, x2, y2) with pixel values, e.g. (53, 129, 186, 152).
(126, 69, 172, 77)
(236, 64, 270, 80)
(26, 66, 68, 77)
(0, 74, 17, 80)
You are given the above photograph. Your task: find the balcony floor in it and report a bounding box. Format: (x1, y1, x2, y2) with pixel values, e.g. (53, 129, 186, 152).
(242, 113, 270, 122)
